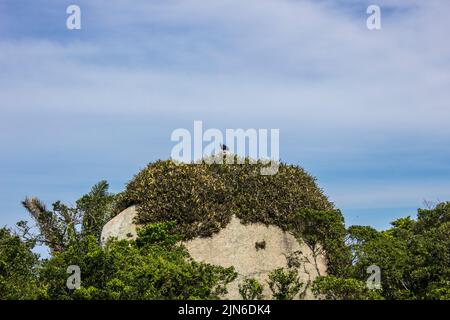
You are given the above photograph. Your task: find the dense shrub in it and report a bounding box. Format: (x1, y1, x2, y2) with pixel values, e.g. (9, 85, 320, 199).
(0, 228, 41, 299)
(38, 222, 237, 300)
(312, 276, 383, 300)
(238, 278, 264, 300)
(267, 267, 304, 300)
(115, 159, 334, 239)
(315, 202, 450, 300)
(288, 208, 351, 277)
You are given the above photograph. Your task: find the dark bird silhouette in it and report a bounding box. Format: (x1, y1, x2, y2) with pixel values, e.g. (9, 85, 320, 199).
(220, 143, 229, 151)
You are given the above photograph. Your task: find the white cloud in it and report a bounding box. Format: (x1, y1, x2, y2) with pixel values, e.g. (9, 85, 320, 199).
(0, 0, 449, 225)
(1, 1, 449, 132)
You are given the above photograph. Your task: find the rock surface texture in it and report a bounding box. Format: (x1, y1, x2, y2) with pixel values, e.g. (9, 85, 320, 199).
(101, 206, 138, 244)
(101, 206, 327, 299)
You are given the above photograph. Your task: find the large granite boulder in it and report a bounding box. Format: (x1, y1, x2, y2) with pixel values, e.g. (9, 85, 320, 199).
(101, 206, 327, 299)
(101, 206, 138, 244)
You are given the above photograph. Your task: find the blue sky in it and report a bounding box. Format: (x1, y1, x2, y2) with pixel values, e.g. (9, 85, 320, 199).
(1, 0, 450, 235)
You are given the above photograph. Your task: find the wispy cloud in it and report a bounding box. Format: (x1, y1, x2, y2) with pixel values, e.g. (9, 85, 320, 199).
(0, 0, 449, 228)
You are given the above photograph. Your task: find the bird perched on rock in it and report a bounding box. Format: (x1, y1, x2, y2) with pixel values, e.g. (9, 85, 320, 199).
(220, 143, 229, 152)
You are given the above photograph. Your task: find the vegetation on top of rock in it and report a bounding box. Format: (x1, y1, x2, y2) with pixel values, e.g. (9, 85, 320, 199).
(115, 158, 333, 237)
(1, 157, 447, 300)
(114, 158, 349, 275)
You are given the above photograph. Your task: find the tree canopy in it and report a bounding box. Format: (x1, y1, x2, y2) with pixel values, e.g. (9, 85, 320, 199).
(313, 202, 450, 300)
(0, 160, 449, 300)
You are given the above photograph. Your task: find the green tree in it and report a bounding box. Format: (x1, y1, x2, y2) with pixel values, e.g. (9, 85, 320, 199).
(348, 227, 410, 299)
(289, 209, 350, 277)
(331, 202, 450, 300)
(239, 278, 264, 300)
(426, 280, 450, 300)
(312, 276, 383, 300)
(20, 180, 114, 252)
(38, 222, 237, 300)
(0, 228, 41, 299)
(77, 180, 115, 242)
(267, 268, 303, 300)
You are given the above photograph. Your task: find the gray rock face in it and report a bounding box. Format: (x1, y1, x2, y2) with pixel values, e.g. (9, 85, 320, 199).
(101, 206, 138, 245)
(184, 216, 326, 299)
(100, 207, 327, 299)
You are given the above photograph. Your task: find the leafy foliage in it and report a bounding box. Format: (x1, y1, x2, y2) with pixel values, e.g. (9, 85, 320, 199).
(115, 161, 231, 238)
(77, 180, 116, 242)
(267, 268, 304, 300)
(0, 228, 41, 299)
(2, 161, 449, 300)
(315, 202, 450, 300)
(7, 181, 236, 300)
(115, 159, 334, 240)
(19, 181, 114, 252)
(289, 208, 350, 277)
(38, 222, 237, 300)
(426, 280, 450, 300)
(312, 276, 383, 300)
(115, 159, 347, 273)
(238, 278, 264, 300)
